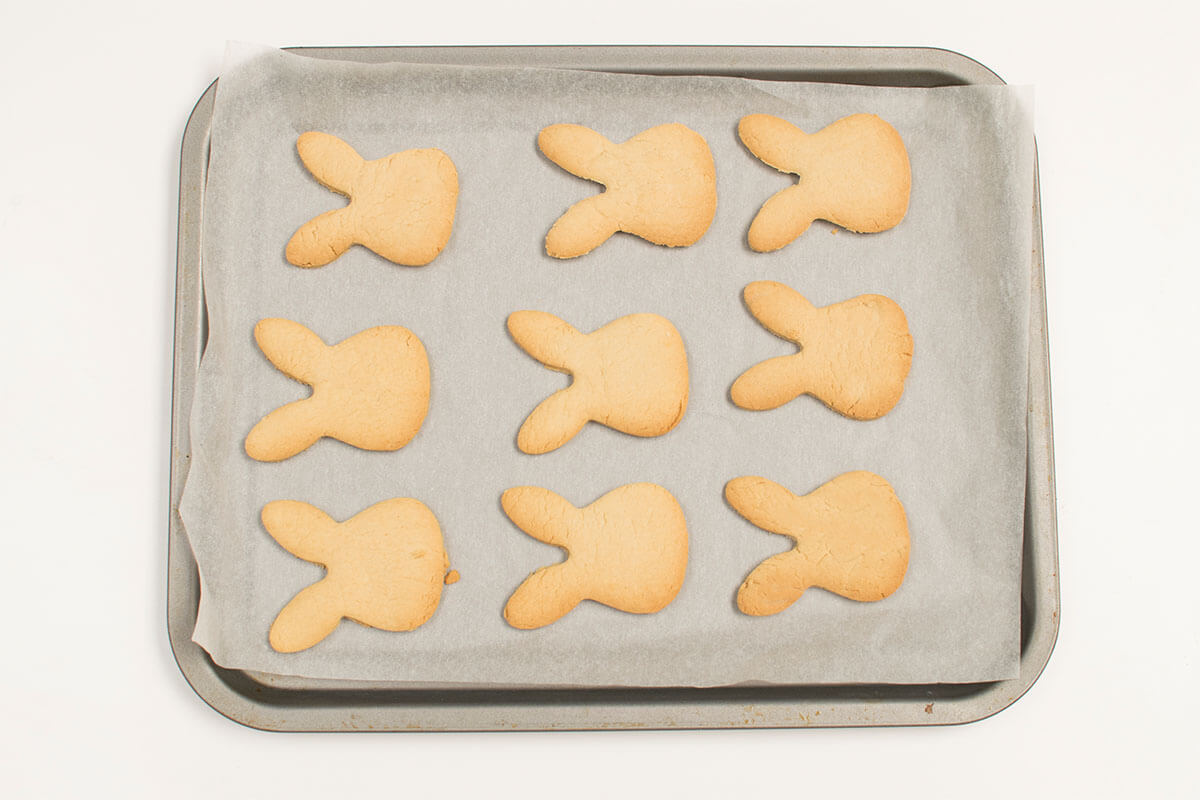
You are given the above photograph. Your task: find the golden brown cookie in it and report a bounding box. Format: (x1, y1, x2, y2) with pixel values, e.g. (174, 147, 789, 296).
(539, 123, 717, 258)
(285, 131, 458, 267)
(739, 113, 910, 251)
(508, 311, 689, 454)
(263, 498, 451, 652)
(245, 319, 430, 462)
(726, 472, 910, 616)
(731, 281, 912, 420)
(502, 484, 689, 629)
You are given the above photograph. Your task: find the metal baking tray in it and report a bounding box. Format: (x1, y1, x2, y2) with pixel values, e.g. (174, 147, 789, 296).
(169, 45, 1058, 730)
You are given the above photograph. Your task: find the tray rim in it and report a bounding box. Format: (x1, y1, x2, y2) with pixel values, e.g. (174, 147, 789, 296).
(168, 44, 1059, 731)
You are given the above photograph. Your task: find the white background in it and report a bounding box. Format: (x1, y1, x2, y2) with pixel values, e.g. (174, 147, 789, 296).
(1, 1, 1196, 796)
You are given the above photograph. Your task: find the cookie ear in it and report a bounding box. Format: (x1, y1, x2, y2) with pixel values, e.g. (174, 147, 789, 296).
(738, 114, 807, 173)
(285, 207, 359, 268)
(245, 399, 325, 462)
(743, 281, 814, 342)
(544, 194, 622, 259)
(730, 355, 806, 411)
(501, 487, 578, 547)
(254, 319, 328, 383)
(516, 387, 590, 454)
(507, 311, 582, 371)
(725, 476, 802, 538)
(296, 131, 364, 194)
(269, 580, 344, 652)
(261, 500, 339, 562)
(747, 186, 818, 252)
(737, 550, 809, 616)
(503, 562, 584, 630)
(537, 124, 614, 182)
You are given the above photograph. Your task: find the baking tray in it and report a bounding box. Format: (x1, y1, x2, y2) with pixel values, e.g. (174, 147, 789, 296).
(168, 45, 1058, 730)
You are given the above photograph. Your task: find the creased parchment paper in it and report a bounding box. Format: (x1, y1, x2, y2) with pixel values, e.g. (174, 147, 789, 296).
(179, 43, 1034, 686)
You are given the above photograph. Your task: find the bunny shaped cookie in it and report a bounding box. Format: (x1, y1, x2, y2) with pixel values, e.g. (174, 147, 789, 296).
(732, 281, 912, 420)
(245, 319, 430, 461)
(727, 472, 910, 616)
(502, 484, 689, 629)
(286, 132, 458, 267)
(740, 113, 911, 251)
(539, 123, 717, 258)
(508, 311, 689, 453)
(263, 498, 452, 652)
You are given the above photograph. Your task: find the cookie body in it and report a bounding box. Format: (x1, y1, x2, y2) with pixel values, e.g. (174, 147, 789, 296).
(739, 113, 910, 251)
(263, 498, 451, 652)
(502, 484, 689, 629)
(286, 132, 458, 267)
(245, 319, 430, 461)
(539, 123, 717, 258)
(726, 472, 910, 616)
(731, 281, 912, 420)
(508, 311, 689, 453)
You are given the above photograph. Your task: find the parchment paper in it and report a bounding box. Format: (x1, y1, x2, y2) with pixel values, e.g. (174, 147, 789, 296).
(179, 43, 1034, 686)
